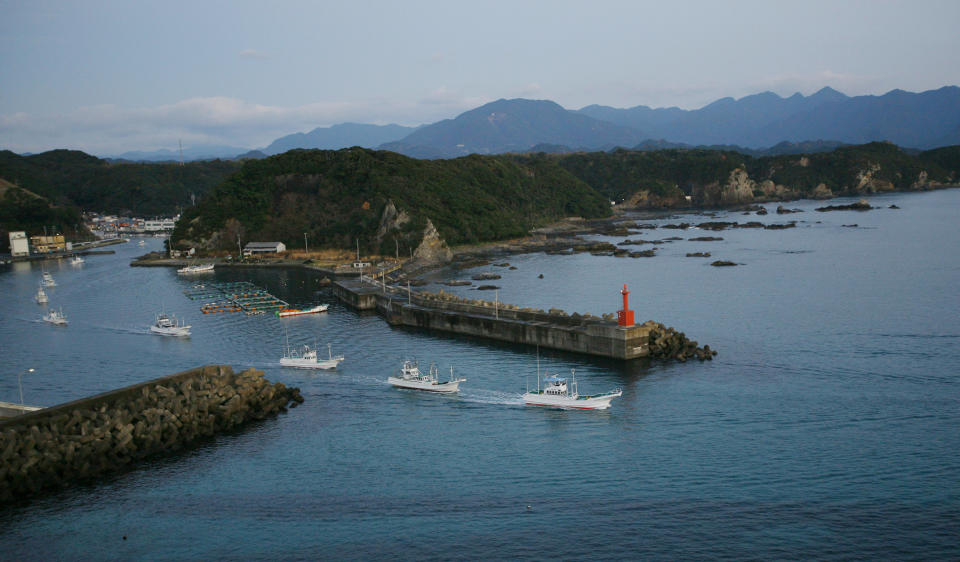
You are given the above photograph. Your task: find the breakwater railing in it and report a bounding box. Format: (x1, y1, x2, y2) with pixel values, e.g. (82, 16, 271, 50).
(0, 365, 302, 503)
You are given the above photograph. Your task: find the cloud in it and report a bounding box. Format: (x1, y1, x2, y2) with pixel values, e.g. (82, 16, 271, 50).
(0, 95, 487, 155)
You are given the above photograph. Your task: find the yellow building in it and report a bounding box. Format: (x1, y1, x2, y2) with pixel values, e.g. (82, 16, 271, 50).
(29, 234, 65, 253)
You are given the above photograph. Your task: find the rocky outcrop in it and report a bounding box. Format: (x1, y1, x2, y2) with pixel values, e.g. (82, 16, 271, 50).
(411, 219, 453, 266)
(0, 366, 302, 503)
(720, 168, 757, 205)
(853, 163, 895, 193)
(816, 199, 873, 212)
(375, 199, 411, 243)
(811, 183, 834, 199)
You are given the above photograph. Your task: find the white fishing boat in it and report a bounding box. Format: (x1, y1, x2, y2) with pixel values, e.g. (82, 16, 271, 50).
(69, 255, 85, 265)
(280, 342, 344, 369)
(177, 263, 215, 275)
(35, 286, 48, 304)
(388, 361, 465, 393)
(41, 271, 56, 287)
(276, 304, 329, 317)
(523, 369, 622, 410)
(150, 312, 191, 337)
(138, 240, 146, 247)
(42, 307, 68, 326)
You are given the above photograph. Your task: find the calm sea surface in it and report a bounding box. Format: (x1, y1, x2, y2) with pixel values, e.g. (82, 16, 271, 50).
(2, 190, 959, 560)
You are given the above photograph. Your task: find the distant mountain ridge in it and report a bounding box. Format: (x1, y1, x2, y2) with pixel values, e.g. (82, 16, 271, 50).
(90, 85, 960, 161)
(262, 123, 416, 155)
(380, 98, 646, 159)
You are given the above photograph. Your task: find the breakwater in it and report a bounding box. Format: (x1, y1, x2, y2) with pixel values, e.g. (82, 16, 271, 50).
(333, 279, 715, 361)
(0, 365, 303, 503)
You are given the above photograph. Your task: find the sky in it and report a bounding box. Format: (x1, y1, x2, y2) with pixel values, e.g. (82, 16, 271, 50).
(2, 0, 959, 155)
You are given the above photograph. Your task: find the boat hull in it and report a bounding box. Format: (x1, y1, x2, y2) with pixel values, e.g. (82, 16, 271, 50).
(150, 326, 191, 337)
(277, 304, 329, 317)
(522, 390, 622, 410)
(387, 377, 463, 393)
(279, 357, 343, 370)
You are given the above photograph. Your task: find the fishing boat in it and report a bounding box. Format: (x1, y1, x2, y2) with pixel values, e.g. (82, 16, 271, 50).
(69, 255, 85, 265)
(388, 361, 465, 393)
(35, 286, 48, 304)
(276, 304, 329, 317)
(177, 263, 215, 274)
(138, 240, 146, 247)
(42, 307, 68, 326)
(280, 342, 344, 369)
(150, 312, 191, 337)
(523, 369, 622, 410)
(41, 271, 56, 287)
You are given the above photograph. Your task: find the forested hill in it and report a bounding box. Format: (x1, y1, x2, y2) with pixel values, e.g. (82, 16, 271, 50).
(542, 142, 960, 207)
(171, 148, 612, 255)
(0, 150, 240, 216)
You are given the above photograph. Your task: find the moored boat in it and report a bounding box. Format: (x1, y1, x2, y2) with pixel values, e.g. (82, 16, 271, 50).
(276, 304, 329, 317)
(35, 286, 49, 304)
(177, 263, 215, 274)
(280, 342, 344, 369)
(150, 312, 191, 337)
(388, 361, 465, 393)
(69, 255, 85, 265)
(523, 369, 621, 410)
(41, 271, 56, 287)
(42, 307, 68, 326)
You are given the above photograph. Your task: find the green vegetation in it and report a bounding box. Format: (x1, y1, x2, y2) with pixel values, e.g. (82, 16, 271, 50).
(0, 150, 240, 216)
(172, 148, 612, 255)
(544, 142, 959, 203)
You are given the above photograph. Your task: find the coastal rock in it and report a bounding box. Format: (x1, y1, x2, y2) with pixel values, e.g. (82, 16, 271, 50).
(816, 199, 873, 212)
(711, 260, 738, 266)
(411, 219, 453, 265)
(720, 168, 756, 205)
(811, 183, 834, 199)
(776, 205, 802, 214)
(686, 252, 711, 257)
(375, 199, 410, 243)
(689, 236, 723, 241)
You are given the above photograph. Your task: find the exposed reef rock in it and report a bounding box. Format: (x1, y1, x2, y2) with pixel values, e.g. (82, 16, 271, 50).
(816, 199, 874, 212)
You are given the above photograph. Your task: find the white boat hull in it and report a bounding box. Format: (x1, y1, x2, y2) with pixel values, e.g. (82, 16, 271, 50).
(388, 376, 464, 393)
(280, 356, 344, 370)
(150, 325, 191, 337)
(277, 304, 329, 317)
(177, 264, 215, 274)
(522, 390, 622, 410)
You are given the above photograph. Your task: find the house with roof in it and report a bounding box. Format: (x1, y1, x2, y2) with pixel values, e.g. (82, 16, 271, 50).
(243, 241, 286, 256)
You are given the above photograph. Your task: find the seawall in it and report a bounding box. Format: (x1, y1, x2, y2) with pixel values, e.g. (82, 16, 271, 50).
(0, 365, 303, 503)
(334, 279, 715, 362)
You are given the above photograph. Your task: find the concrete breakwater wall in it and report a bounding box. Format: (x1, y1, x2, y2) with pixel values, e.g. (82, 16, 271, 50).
(335, 280, 715, 361)
(0, 365, 303, 503)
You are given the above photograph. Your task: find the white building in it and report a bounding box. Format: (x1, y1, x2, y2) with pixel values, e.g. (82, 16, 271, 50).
(8, 231, 29, 256)
(243, 242, 286, 256)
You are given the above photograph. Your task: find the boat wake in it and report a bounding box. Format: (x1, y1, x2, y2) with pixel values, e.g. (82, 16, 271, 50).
(457, 388, 524, 406)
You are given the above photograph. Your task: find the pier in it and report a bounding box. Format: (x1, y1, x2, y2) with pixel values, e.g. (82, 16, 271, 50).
(333, 279, 656, 360)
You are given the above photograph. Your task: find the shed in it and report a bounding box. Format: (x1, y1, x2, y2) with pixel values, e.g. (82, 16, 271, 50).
(243, 241, 286, 256)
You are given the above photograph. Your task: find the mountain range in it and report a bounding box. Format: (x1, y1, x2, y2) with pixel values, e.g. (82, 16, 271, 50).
(101, 86, 960, 161)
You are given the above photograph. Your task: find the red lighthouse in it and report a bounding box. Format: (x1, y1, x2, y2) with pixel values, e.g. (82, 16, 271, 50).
(617, 284, 635, 327)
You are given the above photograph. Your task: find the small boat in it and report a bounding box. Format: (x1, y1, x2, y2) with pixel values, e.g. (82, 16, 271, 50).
(69, 255, 85, 265)
(523, 369, 622, 410)
(177, 263, 215, 274)
(35, 286, 49, 304)
(388, 361, 465, 393)
(276, 304, 329, 317)
(150, 312, 191, 337)
(41, 271, 56, 287)
(280, 342, 344, 369)
(138, 240, 146, 247)
(43, 307, 68, 326)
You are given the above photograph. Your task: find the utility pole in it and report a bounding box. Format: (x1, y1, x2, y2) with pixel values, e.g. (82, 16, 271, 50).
(304, 232, 308, 254)
(237, 235, 242, 259)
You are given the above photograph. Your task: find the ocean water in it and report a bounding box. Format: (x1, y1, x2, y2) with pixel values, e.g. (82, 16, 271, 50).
(1, 190, 959, 560)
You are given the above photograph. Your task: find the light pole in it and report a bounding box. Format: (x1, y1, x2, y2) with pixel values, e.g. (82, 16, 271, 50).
(18, 368, 34, 410)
